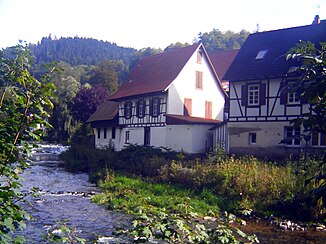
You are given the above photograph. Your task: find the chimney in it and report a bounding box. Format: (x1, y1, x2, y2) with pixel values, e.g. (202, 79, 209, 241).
(312, 15, 321, 24)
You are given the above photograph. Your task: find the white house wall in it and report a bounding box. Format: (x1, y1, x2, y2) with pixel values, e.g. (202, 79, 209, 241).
(94, 127, 120, 150)
(167, 49, 225, 120)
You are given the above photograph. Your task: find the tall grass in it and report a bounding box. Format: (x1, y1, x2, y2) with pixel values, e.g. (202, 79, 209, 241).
(61, 144, 325, 220)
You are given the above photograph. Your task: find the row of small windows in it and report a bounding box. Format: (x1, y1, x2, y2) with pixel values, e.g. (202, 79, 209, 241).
(124, 98, 161, 119)
(248, 128, 326, 147)
(242, 83, 303, 107)
(97, 127, 116, 139)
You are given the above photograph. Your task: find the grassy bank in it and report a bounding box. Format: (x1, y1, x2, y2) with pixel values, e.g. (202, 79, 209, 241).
(60, 144, 325, 241)
(92, 172, 258, 243)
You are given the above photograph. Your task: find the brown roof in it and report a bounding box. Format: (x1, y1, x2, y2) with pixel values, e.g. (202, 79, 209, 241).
(224, 23, 326, 81)
(110, 44, 204, 100)
(165, 114, 222, 125)
(87, 100, 118, 123)
(208, 49, 239, 81)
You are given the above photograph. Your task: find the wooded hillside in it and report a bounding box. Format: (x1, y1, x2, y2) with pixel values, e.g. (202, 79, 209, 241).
(29, 36, 137, 66)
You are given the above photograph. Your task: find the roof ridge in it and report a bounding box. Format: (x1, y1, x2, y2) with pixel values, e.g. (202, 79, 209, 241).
(251, 22, 326, 36)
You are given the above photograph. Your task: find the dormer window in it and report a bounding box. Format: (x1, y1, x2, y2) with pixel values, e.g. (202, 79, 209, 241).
(255, 50, 268, 60)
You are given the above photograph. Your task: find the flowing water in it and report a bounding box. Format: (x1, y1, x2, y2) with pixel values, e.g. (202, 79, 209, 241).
(18, 145, 131, 243)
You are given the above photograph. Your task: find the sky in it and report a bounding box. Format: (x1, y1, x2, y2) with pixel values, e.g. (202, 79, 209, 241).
(0, 0, 324, 50)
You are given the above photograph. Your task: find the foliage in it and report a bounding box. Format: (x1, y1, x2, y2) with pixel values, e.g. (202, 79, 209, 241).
(87, 59, 129, 90)
(164, 42, 191, 52)
(286, 41, 326, 134)
(199, 29, 250, 52)
(0, 44, 55, 243)
(160, 156, 297, 213)
(43, 220, 86, 243)
(285, 41, 326, 212)
(70, 84, 110, 123)
(47, 62, 83, 142)
(93, 175, 258, 243)
(29, 35, 136, 66)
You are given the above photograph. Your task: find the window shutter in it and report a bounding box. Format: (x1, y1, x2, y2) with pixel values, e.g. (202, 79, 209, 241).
(184, 98, 192, 116)
(149, 99, 153, 116)
(136, 101, 139, 117)
(259, 83, 266, 105)
(241, 85, 248, 106)
(280, 81, 288, 105)
(300, 94, 308, 104)
(205, 101, 212, 119)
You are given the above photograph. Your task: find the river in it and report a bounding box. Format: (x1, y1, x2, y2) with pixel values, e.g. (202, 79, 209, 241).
(18, 145, 131, 243)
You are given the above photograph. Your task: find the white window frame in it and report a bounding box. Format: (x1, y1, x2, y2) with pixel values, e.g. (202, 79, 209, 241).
(125, 131, 130, 144)
(284, 127, 301, 146)
(152, 98, 160, 117)
(311, 131, 326, 147)
(124, 102, 132, 119)
(248, 84, 259, 106)
(287, 92, 300, 104)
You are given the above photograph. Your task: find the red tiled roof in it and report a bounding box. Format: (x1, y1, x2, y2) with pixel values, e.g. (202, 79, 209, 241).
(87, 100, 118, 123)
(165, 114, 222, 125)
(208, 49, 239, 81)
(110, 44, 201, 100)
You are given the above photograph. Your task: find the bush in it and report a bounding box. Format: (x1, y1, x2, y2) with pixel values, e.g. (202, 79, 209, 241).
(159, 156, 298, 213)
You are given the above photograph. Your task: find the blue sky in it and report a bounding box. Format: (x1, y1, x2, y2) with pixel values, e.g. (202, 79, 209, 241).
(0, 0, 324, 49)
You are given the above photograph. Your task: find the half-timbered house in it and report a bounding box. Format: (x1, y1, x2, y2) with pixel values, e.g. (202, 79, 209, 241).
(224, 22, 326, 158)
(88, 43, 227, 153)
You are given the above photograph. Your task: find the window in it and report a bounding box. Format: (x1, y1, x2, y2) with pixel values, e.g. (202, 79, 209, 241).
(241, 83, 266, 107)
(144, 127, 150, 146)
(151, 98, 160, 117)
(205, 101, 212, 119)
(248, 84, 260, 105)
(197, 51, 202, 63)
(184, 98, 192, 116)
(112, 127, 116, 139)
(287, 92, 300, 104)
(196, 71, 203, 89)
(97, 128, 101, 139)
(312, 131, 326, 146)
(284, 127, 301, 146)
(125, 131, 130, 144)
(249, 133, 257, 145)
(124, 101, 132, 119)
(103, 128, 107, 139)
(255, 50, 268, 60)
(137, 99, 146, 118)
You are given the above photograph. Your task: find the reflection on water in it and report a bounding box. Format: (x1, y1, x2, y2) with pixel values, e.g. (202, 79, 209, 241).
(18, 148, 131, 243)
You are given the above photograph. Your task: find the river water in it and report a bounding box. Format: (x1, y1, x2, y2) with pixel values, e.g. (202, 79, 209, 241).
(18, 145, 131, 243)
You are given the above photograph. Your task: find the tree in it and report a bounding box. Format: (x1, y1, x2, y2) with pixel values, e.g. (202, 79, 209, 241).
(47, 62, 82, 142)
(87, 60, 126, 92)
(70, 84, 109, 123)
(0, 44, 55, 243)
(198, 29, 250, 52)
(285, 41, 326, 210)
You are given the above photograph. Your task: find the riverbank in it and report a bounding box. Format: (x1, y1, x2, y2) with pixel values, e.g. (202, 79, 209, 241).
(60, 144, 326, 242)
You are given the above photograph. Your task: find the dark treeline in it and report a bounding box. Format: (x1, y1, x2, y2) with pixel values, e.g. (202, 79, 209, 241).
(29, 35, 137, 66)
